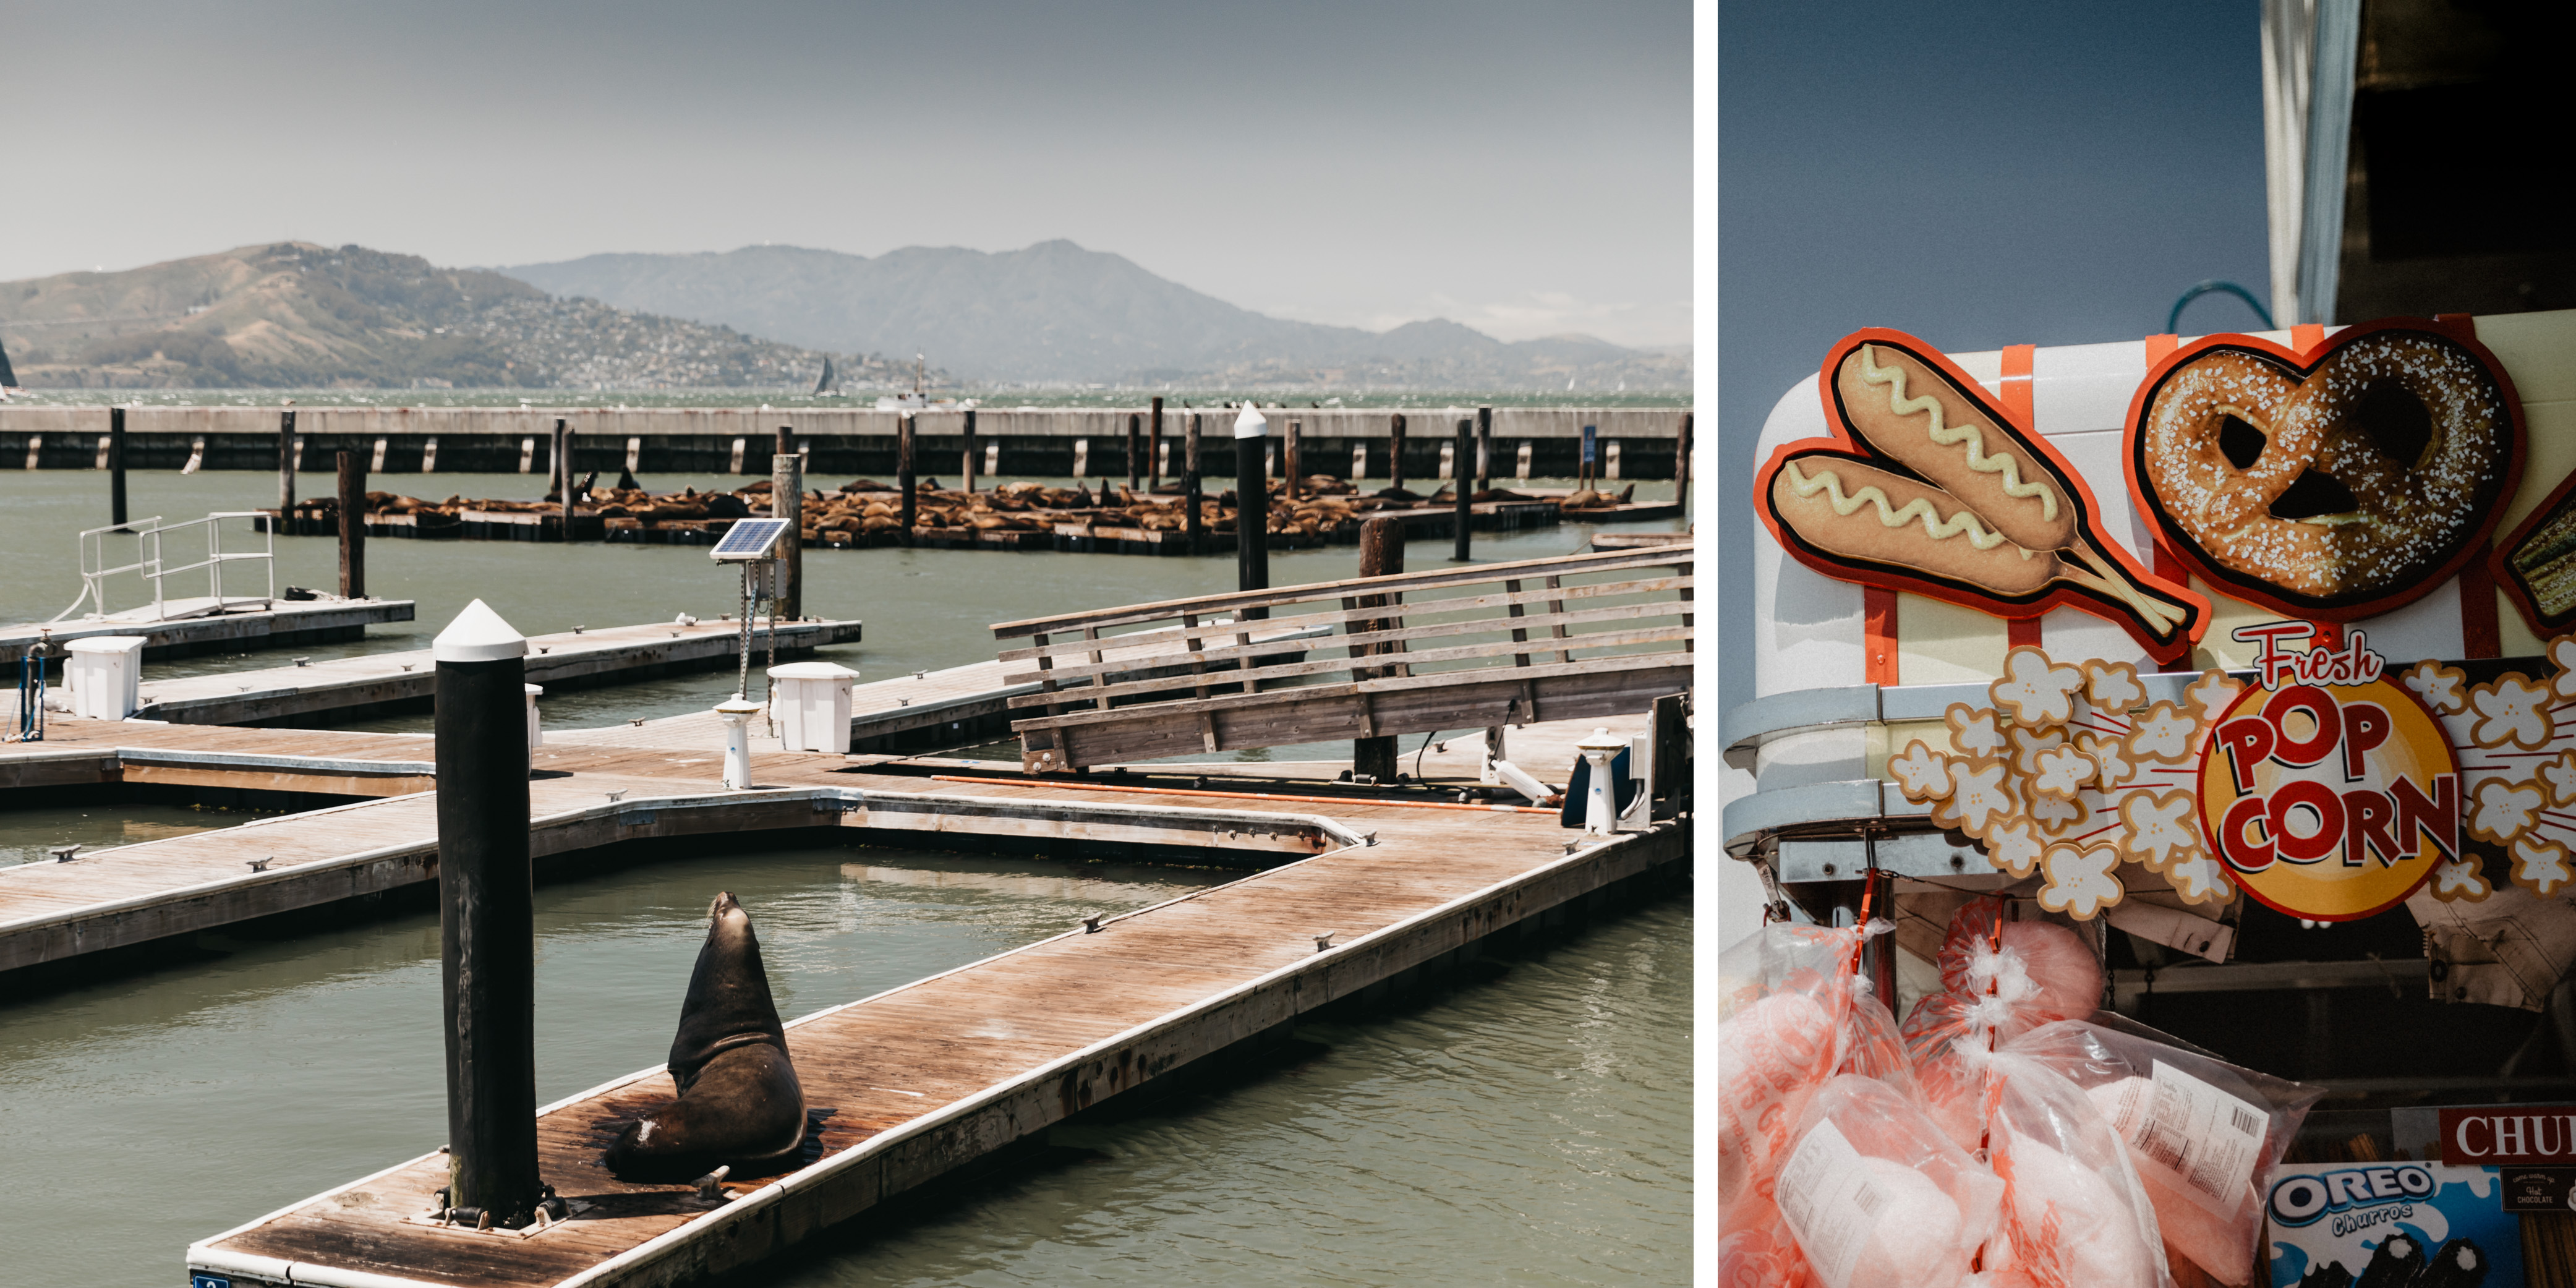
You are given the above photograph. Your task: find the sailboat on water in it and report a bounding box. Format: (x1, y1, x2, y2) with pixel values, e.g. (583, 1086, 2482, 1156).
(0, 334, 20, 399)
(812, 356, 841, 397)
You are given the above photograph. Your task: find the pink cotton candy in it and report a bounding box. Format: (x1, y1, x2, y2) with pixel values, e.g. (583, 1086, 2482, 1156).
(1776, 1075, 2000, 1288)
(1837, 987, 1917, 1095)
(2081, 1077, 2259, 1283)
(1989, 1132, 2163, 1288)
(1718, 987, 1841, 1213)
(1936, 903, 2102, 1023)
(1717, 1193, 1814, 1288)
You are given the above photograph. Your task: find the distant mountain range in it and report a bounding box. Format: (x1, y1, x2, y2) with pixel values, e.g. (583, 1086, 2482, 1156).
(0, 243, 900, 391)
(0, 239, 1685, 392)
(502, 241, 1687, 389)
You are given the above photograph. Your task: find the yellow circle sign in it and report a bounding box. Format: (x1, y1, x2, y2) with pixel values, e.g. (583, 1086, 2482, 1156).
(2196, 675, 2460, 921)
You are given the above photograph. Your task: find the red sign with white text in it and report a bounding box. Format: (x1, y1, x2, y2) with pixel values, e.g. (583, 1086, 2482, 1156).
(2438, 1106, 2576, 1166)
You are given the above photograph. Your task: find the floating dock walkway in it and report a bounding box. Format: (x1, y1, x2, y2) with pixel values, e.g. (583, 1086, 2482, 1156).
(0, 595, 414, 667)
(124, 617, 862, 727)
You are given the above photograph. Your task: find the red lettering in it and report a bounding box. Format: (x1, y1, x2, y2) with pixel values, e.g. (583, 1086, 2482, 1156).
(2220, 795, 2277, 873)
(2342, 702, 2391, 780)
(2271, 779, 2346, 863)
(2265, 686, 2342, 768)
(2232, 621, 2314, 688)
(2391, 775, 2461, 861)
(2218, 718, 2276, 794)
(2344, 788, 2398, 868)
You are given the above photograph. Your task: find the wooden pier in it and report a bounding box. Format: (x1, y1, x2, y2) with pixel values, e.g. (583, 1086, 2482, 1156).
(125, 617, 862, 727)
(0, 595, 414, 667)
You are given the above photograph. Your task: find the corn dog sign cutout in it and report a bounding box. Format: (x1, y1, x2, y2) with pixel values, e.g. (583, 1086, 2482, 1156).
(2196, 624, 2459, 921)
(1758, 328, 2211, 665)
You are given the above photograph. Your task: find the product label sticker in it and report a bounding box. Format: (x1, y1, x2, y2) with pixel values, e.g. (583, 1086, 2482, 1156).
(1775, 1119, 1877, 1288)
(2095, 1060, 2267, 1217)
(2264, 1162, 2520, 1288)
(2502, 1164, 2576, 1213)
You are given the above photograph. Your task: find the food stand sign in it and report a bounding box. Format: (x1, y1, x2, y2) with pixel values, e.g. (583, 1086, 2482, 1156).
(2197, 624, 2459, 921)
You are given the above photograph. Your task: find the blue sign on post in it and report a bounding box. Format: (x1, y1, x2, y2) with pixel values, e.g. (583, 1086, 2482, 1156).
(1581, 425, 1597, 465)
(191, 1275, 233, 1288)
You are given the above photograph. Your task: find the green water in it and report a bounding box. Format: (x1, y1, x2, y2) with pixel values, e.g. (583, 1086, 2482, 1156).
(0, 466, 1691, 1286)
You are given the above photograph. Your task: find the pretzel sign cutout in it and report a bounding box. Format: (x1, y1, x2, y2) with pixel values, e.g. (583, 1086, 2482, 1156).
(1756, 328, 2210, 665)
(2125, 317, 2525, 621)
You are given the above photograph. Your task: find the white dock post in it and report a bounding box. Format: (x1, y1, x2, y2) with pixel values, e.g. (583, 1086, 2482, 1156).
(524, 683, 544, 749)
(1577, 727, 1624, 837)
(717, 697, 763, 789)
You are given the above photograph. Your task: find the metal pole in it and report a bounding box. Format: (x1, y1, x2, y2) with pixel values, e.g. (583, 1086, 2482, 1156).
(278, 409, 296, 514)
(1234, 405, 1269, 618)
(433, 600, 542, 1229)
(338, 450, 366, 599)
(773, 453, 803, 621)
(1353, 516, 1402, 782)
(897, 414, 917, 542)
(1476, 405, 1493, 494)
(108, 406, 127, 527)
(1388, 412, 1406, 494)
(1184, 412, 1205, 554)
(1452, 419, 1474, 562)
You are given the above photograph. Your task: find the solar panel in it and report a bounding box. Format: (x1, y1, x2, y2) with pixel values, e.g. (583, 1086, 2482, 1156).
(710, 518, 793, 562)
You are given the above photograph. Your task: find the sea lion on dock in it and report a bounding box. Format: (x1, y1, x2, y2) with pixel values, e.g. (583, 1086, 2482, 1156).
(602, 892, 806, 1180)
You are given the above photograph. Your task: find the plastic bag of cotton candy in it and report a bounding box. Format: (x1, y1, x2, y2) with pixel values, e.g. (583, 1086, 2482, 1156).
(1765, 1073, 2004, 1288)
(1715, 919, 1890, 1228)
(2000, 1016, 2323, 1286)
(1979, 1050, 2173, 1288)
(1901, 900, 2102, 1152)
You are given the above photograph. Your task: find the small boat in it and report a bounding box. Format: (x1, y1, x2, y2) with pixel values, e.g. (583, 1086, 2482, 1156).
(813, 356, 842, 397)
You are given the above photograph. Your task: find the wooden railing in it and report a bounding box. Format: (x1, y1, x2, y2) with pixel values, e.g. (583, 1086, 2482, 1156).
(990, 546, 1694, 772)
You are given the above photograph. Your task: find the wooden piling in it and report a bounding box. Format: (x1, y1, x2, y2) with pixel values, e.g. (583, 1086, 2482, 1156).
(1476, 405, 1493, 494)
(1352, 516, 1404, 782)
(432, 604, 542, 1227)
(1149, 395, 1164, 490)
(1388, 412, 1407, 494)
(555, 419, 574, 541)
(1127, 413, 1142, 492)
(1452, 419, 1474, 561)
(1184, 412, 1205, 554)
(278, 409, 296, 513)
(774, 453, 804, 621)
(897, 414, 918, 542)
(1674, 411, 1692, 516)
(1285, 420, 1302, 500)
(338, 451, 366, 600)
(961, 409, 979, 495)
(1235, 410, 1269, 618)
(776, 424, 795, 463)
(108, 406, 127, 527)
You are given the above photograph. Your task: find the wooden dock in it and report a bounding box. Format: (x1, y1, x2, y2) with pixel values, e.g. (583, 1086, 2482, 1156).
(151, 741, 1683, 1287)
(122, 618, 861, 727)
(0, 595, 415, 667)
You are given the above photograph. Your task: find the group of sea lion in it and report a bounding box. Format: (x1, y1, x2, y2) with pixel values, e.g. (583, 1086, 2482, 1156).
(601, 892, 809, 1181)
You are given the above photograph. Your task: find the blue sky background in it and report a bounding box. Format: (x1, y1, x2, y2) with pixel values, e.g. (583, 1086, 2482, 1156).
(1717, 1, 2274, 716)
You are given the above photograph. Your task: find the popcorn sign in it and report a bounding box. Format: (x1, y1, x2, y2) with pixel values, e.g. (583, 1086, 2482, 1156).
(2198, 624, 2460, 921)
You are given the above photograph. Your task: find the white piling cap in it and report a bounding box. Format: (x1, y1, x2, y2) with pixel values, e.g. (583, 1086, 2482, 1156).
(433, 599, 528, 663)
(1233, 403, 1268, 439)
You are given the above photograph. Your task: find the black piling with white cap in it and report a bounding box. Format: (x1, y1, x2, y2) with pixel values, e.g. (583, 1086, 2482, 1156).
(433, 599, 544, 1227)
(1234, 403, 1269, 619)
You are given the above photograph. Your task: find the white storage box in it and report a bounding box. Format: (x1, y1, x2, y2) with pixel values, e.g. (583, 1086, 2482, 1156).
(767, 661, 857, 754)
(66, 636, 147, 720)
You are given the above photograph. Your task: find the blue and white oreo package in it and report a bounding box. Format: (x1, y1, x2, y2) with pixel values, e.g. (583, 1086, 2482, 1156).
(2264, 1162, 2520, 1286)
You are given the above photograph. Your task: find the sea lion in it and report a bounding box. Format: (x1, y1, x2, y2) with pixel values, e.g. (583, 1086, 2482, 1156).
(602, 892, 807, 1181)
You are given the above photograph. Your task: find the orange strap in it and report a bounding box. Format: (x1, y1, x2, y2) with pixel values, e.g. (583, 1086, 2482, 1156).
(2000, 345, 2043, 650)
(1865, 586, 1899, 686)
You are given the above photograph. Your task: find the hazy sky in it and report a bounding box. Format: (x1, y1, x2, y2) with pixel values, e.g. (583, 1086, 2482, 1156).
(1717, 0, 2271, 714)
(9, 1, 1689, 347)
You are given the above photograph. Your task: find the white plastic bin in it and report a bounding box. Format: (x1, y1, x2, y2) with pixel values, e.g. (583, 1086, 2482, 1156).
(66, 636, 148, 720)
(767, 660, 858, 754)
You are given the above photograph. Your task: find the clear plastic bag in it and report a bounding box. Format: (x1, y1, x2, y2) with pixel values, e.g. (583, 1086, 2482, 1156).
(1837, 984, 1918, 1097)
(1903, 901, 2105, 1153)
(1774, 1073, 2005, 1288)
(1979, 1051, 2172, 1288)
(1717, 1192, 1814, 1288)
(2003, 1016, 2324, 1284)
(1935, 898, 2102, 1021)
(1717, 921, 1877, 1218)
